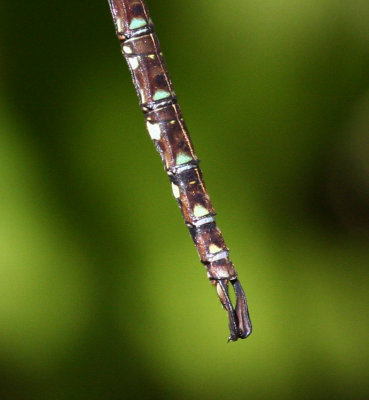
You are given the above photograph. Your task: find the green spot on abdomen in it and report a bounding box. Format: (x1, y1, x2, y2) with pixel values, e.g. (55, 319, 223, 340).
(176, 153, 193, 165)
(193, 204, 210, 218)
(129, 18, 147, 30)
(209, 244, 222, 254)
(153, 90, 171, 101)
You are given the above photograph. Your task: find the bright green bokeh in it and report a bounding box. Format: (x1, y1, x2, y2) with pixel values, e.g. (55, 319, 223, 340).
(1, 0, 368, 398)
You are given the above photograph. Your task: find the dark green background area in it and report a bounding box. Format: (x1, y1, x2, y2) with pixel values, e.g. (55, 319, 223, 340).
(1, 1, 369, 399)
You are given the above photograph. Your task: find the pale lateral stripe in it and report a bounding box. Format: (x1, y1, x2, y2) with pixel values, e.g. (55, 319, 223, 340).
(116, 17, 124, 33)
(140, 89, 146, 103)
(128, 57, 139, 70)
(122, 46, 132, 54)
(146, 121, 161, 140)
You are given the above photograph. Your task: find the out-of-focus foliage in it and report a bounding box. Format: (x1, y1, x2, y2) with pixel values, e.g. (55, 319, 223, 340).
(1, 1, 368, 399)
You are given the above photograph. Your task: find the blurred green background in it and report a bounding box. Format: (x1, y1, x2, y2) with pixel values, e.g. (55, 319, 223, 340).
(1, 0, 369, 399)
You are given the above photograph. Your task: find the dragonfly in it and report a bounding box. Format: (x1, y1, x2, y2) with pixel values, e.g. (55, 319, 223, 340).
(107, 0, 252, 341)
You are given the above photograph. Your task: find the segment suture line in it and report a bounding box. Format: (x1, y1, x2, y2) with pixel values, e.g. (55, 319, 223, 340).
(108, 0, 252, 341)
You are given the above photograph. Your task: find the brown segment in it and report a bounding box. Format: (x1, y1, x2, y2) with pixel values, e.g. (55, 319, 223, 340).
(190, 222, 228, 262)
(207, 259, 237, 281)
(172, 168, 215, 224)
(146, 103, 197, 170)
(108, 0, 152, 39)
(123, 34, 175, 109)
(156, 117, 197, 171)
(146, 104, 198, 171)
